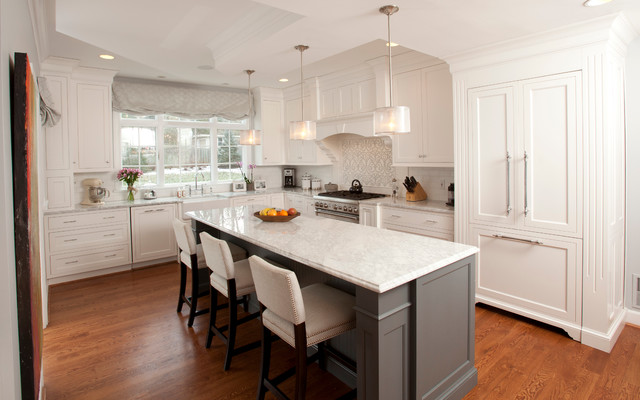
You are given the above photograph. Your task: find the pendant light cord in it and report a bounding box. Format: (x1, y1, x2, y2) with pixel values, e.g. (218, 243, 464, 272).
(387, 11, 393, 108)
(299, 47, 304, 120)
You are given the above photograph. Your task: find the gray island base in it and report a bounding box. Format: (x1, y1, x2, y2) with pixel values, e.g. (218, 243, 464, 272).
(187, 206, 478, 400)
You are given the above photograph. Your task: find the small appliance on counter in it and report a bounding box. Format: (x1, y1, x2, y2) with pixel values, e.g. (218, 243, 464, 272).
(80, 178, 110, 206)
(301, 173, 312, 190)
(324, 182, 338, 191)
(283, 168, 296, 188)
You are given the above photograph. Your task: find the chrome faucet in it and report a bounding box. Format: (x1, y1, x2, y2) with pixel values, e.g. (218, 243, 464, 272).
(194, 172, 205, 194)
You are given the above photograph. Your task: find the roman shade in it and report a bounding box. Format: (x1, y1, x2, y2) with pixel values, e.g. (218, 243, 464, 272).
(112, 78, 251, 120)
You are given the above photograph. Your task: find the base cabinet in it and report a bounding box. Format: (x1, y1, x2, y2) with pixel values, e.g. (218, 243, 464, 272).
(380, 207, 453, 241)
(470, 225, 582, 339)
(131, 204, 177, 263)
(359, 204, 377, 227)
(44, 209, 131, 282)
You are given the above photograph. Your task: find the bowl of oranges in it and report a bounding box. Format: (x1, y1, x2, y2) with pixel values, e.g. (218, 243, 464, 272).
(254, 207, 300, 222)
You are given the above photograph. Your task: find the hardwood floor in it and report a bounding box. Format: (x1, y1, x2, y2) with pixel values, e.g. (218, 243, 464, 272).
(43, 262, 640, 399)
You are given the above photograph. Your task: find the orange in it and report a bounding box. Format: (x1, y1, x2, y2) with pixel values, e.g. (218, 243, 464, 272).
(267, 209, 277, 216)
(278, 210, 288, 216)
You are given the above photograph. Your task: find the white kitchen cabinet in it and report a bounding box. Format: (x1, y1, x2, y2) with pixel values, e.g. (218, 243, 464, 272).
(359, 204, 378, 227)
(285, 193, 317, 217)
(230, 194, 268, 207)
(392, 65, 454, 167)
(44, 209, 131, 283)
(319, 79, 376, 119)
(269, 193, 285, 209)
(131, 204, 177, 263)
(468, 72, 581, 238)
(469, 225, 582, 340)
(253, 87, 285, 166)
(72, 82, 113, 171)
(380, 207, 453, 241)
(451, 16, 630, 351)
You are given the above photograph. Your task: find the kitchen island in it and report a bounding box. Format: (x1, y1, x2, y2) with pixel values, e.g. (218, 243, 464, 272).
(186, 205, 478, 400)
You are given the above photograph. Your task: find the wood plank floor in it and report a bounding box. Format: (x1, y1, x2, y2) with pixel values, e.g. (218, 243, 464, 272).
(43, 262, 640, 399)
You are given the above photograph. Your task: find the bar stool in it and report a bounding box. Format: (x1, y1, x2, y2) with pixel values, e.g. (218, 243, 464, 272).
(248, 255, 357, 400)
(172, 219, 247, 327)
(200, 232, 261, 370)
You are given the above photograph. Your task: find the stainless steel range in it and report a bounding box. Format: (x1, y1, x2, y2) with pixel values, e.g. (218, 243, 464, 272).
(314, 191, 386, 223)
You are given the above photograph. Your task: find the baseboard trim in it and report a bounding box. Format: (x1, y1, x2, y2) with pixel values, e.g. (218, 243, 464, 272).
(626, 308, 640, 327)
(581, 309, 627, 353)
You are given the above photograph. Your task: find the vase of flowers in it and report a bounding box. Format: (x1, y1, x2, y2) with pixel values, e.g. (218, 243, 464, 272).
(236, 162, 257, 190)
(117, 168, 143, 201)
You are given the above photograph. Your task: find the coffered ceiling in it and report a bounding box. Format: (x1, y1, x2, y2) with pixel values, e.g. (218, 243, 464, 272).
(34, 0, 640, 89)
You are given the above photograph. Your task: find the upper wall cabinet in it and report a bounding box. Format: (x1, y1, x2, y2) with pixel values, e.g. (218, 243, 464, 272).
(253, 87, 285, 166)
(319, 79, 376, 119)
(392, 64, 454, 167)
(71, 81, 114, 171)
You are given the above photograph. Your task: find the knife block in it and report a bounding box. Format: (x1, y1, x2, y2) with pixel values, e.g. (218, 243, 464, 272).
(406, 183, 427, 202)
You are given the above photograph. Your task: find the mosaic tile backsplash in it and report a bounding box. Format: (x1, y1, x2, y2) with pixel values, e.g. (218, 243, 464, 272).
(342, 138, 394, 187)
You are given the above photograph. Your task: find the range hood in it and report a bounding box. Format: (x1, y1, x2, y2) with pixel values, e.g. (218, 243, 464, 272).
(316, 112, 375, 140)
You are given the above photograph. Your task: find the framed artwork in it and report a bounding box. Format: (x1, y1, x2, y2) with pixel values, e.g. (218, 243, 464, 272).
(254, 180, 267, 191)
(11, 52, 43, 400)
(233, 180, 247, 192)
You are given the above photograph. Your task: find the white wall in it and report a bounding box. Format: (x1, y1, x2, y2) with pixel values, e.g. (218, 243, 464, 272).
(626, 37, 640, 310)
(0, 0, 40, 398)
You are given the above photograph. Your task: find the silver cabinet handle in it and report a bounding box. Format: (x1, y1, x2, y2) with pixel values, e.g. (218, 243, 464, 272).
(103, 233, 116, 237)
(65, 260, 79, 264)
(103, 216, 115, 219)
(144, 209, 154, 213)
(390, 214, 401, 218)
(493, 234, 542, 245)
(524, 151, 529, 217)
(424, 220, 438, 224)
(506, 151, 512, 215)
(63, 220, 77, 224)
(155, 209, 164, 212)
(64, 238, 77, 242)
(104, 254, 117, 258)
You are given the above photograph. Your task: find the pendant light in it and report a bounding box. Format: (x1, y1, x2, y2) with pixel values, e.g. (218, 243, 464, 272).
(240, 69, 261, 145)
(289, 45, 316, 140)
(374, 5, 410, 136)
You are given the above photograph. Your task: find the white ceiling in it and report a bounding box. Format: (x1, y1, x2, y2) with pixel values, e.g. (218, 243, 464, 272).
(39, 0, 640, 89)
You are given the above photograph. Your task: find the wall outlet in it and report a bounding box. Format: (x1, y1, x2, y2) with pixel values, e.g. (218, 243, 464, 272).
(440, 179, 446, 189)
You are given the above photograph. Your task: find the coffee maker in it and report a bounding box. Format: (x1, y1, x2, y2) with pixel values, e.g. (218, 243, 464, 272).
(283, 168, 296, 188)
(81, 178, 110, 206)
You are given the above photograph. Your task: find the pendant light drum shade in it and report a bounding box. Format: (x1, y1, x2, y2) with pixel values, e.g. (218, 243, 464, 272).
(240, 69, 261, 145)
(289, 120, 316, 140)
(289, 45, 316, 140)
(375, 106, 410, 135)
(374, 4, 411, 136)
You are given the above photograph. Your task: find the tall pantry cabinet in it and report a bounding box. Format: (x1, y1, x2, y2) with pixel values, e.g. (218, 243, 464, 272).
(449, 15, 635, 352)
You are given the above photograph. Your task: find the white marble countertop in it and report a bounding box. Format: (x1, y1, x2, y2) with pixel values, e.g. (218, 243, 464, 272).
(187, 205, 476, 294)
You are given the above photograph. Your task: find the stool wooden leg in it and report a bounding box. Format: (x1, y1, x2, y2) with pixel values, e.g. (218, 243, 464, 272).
(187, 255, 199, 328)
(223, 280, 238, 371)
(177, 262, 187, 313)
(257, 305, 271, 400)
(294, 323, 308, 400)
(206, 284, 219, 348)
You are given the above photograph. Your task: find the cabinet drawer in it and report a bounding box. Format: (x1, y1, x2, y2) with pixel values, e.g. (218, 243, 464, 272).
(381, 208, 453, 233)
(49, 245, 131, 277)
(49, 225, 129, 254)
(47, 209, 129, 230)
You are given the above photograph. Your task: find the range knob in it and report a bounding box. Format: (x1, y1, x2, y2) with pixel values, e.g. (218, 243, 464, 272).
(323, 203, 329, 208)
(315, 201, 320, 207)
(347, 207, 353, 212)
(333, 204, 338, 210)
(354, 207, 358, 213)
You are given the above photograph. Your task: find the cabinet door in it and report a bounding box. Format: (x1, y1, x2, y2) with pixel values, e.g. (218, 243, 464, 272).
(44, 75, 70, 170)
(131, 204, 177, 263)
(392, 70, 423, 163)
(359, 204, 377, 227)
(75, 82, 112, 170)
(356, 79, 376, 113)
(46, 176, 72, 209)
(258, 99, 284, 165)
(521, 72, 581, 236)
(470, 225, 582, 338)
(422, 68, 453, 165)
(468, 84, 517, 228)
(320, 88, 338, 119)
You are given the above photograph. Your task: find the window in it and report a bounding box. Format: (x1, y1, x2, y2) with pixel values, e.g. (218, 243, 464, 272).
(118, 114, 247, 187)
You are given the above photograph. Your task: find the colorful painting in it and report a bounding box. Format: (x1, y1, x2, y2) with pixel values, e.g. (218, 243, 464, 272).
(11, 52, 43, 400)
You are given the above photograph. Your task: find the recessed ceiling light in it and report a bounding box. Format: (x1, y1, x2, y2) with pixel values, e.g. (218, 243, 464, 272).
(197, 65, 214, 70)
(279, 78, 289, 82)
(386, 42, 399, 47)
(583, 0, 613, 6)
(99, 54, 114, 60)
